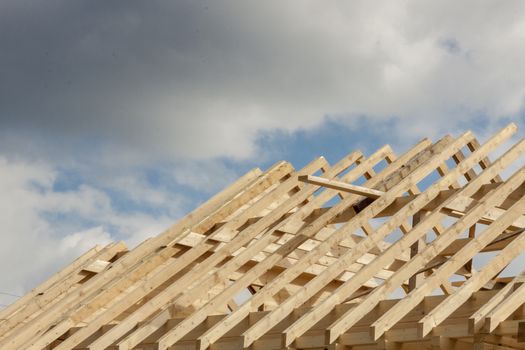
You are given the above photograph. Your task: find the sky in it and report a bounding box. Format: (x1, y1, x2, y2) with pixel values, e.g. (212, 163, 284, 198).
(1, 1, 525, 307)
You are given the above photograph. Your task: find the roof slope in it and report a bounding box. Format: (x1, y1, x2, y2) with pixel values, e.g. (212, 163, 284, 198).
(2, 124, 525, 349)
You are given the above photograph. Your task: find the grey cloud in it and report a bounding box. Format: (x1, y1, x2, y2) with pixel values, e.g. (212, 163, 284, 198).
(0, 0, 282, 158)
(1, 1, 525, 161)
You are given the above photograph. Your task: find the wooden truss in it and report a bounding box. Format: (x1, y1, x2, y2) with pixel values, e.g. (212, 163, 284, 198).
(3, 123, 525, 349)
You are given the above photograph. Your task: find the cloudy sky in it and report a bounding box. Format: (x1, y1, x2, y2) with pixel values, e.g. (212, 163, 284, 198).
(1, 1, 525, 307)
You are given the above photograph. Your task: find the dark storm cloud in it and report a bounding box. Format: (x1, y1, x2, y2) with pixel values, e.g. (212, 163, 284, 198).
(0, 1, 217, 130)
(1, 1, 524, 160)
(0, 0, 311, 159)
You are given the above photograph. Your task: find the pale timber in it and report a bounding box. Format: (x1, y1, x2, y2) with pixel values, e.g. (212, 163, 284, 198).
(3, 124, 525, 350)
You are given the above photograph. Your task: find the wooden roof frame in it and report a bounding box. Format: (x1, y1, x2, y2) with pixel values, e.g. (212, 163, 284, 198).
(2, 123, 525, 349)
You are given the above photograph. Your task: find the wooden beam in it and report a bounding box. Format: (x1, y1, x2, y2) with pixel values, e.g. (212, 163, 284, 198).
(371, 167, 525, 340)
(0, 245, 103, 323)
(239, 133, 482, 346)
(2, 164, 278, 349)
(5, 124, 525, 350)
(155, 147, 405, 350)
(469, 269, 525, 333)
(485, 281, 525, 332)
(418, 218, 525, 337)
(85, 152, 369, 350)
(52, 158, 331, 350)
(299, 175, 384, 199)
(196, 138, 447, 349)
(287, 125, 519, 347)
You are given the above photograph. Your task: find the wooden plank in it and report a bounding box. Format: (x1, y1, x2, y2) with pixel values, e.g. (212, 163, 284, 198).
(442, 229, 525, 257)
(299, 175, 384, 199)
(81, 259, 111, 274)
(36, 160, 326, 350)
(128, 291, 504, 350)
(7, 126, 525, 350)
(154, 141, 425, 350)
(1, 165, 273, 350)
(284, 126, 519, 347)
(2, 169, 260, 336)
(469, 269, 525, 333)
(326, 127, 521, 343)
(79, 157, 334, 350)
(80, 153, 363, 350)
(224, 134, 479, 348)
(0, 241, 128, 339)
(112, 150, 384, 350)
(468, 138, 503, 183)
(0, 245, 103, 323)
(418, 216, 525, 337)
(371, 167, 525, 340)
(519, 322, 525, 343)
(307, 180, 525, 231)
(408, 211, 425, 292)
(195, 139, 440, 350)
(485, 280, 525, 332)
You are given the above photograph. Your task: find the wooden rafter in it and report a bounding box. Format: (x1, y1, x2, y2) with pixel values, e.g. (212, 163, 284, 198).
(3, 123, 525, 349)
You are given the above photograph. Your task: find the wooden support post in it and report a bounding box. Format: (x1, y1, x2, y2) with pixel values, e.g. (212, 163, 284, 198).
(408, 211, 425, 292)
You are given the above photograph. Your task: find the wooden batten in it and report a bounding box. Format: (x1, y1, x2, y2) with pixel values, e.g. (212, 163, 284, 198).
(3, 123, 525, 350)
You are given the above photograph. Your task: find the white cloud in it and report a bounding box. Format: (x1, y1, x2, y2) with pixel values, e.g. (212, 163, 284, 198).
(58, 227, 112, 254)
(172, 160, 240, 193)
(0, 156, 184, 306)
(41, 185, 112, 216)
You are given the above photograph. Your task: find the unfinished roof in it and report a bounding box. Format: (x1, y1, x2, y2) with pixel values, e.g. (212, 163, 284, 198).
(3, 123, 525, 349)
